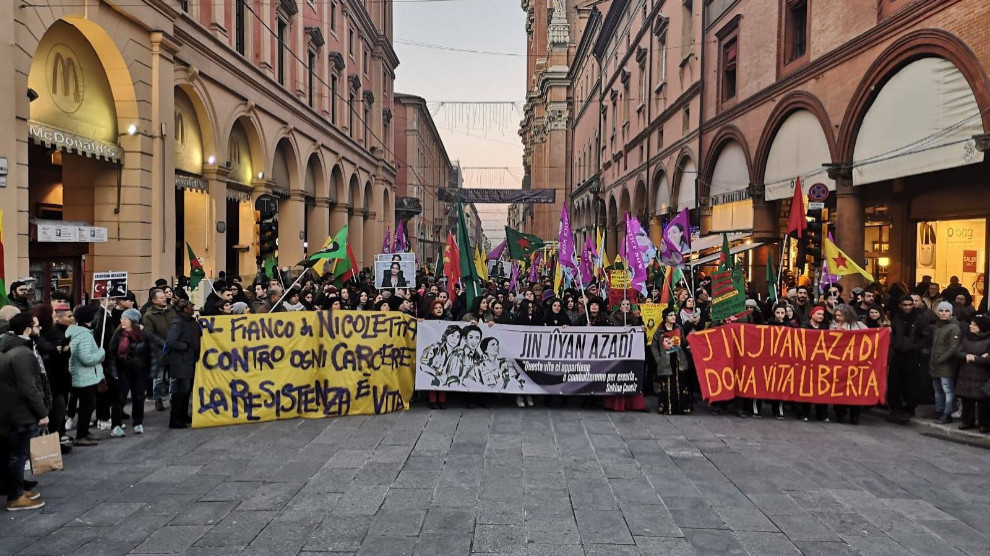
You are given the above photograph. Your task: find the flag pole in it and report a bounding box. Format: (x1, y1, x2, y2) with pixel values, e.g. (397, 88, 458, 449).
(776, 234, 787, 298)
(267, 267, 313, 313)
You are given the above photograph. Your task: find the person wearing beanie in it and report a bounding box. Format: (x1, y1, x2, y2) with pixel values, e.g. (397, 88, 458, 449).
(65, 304, 105, 446)
(799, 305, 829, 422)
(230, 302, 249, 315)
(107, 307, 154, 438)
(888, 294, 933, 424)
(929, 301, 961, 424)
(956, 314, 990, 432)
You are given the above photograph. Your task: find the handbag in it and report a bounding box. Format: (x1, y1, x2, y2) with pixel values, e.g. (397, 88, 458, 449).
(30, 429, 64, 475)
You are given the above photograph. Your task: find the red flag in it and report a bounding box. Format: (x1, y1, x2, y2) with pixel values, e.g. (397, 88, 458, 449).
(787, 177, 807, 238)
(442, 232, 461, 299)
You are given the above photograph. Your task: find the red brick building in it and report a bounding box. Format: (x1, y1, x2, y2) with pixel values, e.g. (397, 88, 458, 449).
(700, 0, 990, 300)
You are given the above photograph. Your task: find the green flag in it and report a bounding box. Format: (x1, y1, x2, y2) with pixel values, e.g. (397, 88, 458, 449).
(766, 247, 778, 301)
(457, 203, 480, 309)
(434, 253, 444, 278)
(504, 227, 545, 260)
(310, 225, 349, 260)
(186, 243, 206, 290)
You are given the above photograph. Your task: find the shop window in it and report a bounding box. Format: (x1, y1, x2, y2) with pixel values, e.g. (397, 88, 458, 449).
(276, 17, 287, 85)
(716, 15, 740, 110)
(915, 219, 987, 309)
(235, 0, 246, 55)
(783, 0, 808, 64)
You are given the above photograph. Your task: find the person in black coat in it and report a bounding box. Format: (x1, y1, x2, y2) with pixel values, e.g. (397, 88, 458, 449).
(107, 308, 155, 436)
(164, 299, 202, 429)
(888, 295, 934, 423)
(513, 299, 543, 326)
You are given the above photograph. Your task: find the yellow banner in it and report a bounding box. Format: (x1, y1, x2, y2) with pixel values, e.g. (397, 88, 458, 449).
(192, 311, 417, 428)
(640, 303, 663, 345)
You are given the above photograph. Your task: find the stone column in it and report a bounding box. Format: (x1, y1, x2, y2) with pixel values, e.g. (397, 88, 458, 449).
(363, 210, 378, 271)
(308, 196, 331, 250)
(279, 190, 307, 268)
(330, 203, 349, 235)
(148, 31, 178, 289)
(829, 166, 866, 288)
(349, 207, 364, 269)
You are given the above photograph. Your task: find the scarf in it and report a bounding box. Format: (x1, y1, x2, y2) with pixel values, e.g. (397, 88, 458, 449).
(282, 301, 306, 312)
(117, 327, 144, 361)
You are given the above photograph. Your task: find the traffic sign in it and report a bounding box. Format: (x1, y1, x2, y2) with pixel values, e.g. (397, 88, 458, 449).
(809, 202, 825, 210)
(808, 183, 829, 202)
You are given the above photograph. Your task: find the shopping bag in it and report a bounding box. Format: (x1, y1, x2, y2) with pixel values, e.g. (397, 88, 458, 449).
(29, 431, 64, 475)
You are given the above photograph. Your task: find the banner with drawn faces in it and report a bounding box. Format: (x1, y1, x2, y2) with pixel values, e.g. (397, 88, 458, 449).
(416, 321, 645, 395)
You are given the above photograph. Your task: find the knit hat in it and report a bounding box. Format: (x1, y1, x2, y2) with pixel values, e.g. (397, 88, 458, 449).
(73, 304, 99, 325)
(809, 305, 825, 318)
(745, 299, 758, 309)
(231, 302, 248, 314)
(975, 315, 990, 334)
(936, 301, 953, 314)
(121, 308, 142, 323)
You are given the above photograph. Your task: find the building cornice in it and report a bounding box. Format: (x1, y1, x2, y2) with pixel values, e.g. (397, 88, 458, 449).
(592, 0, 629, 60)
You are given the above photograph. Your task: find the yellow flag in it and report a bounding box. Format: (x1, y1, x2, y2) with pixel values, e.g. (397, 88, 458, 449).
(553, 257, 563, 294)
(312, 235, 334, 277)
(474, 247, 489, 281)
(823, 237, 874, 282)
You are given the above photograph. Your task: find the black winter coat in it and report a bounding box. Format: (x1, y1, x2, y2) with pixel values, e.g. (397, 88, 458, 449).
(108, 329, 157, 380)
(891, 308, 932, 355)
(0, 334, 48, 436)
(956, 329, 990, 399)
(165, 313, 202, 380)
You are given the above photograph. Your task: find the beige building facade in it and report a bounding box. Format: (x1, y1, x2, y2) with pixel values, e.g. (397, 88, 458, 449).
(1, 0, 397, 304)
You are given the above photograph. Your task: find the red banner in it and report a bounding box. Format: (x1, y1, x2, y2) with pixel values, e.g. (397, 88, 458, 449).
(686, 324, 890, 405)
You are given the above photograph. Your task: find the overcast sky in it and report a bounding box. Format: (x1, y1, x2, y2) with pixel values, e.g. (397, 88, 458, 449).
(393, 0, 526, 245)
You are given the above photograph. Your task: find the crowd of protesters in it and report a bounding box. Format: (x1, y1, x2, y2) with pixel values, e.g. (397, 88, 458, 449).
(1, 264, 989, 512)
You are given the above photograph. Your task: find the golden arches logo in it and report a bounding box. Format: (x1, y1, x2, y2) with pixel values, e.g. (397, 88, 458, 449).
(46, 44, 84, 113)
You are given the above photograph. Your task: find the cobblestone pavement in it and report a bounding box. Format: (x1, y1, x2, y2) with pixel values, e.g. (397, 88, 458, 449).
(1, 404, 989, 556)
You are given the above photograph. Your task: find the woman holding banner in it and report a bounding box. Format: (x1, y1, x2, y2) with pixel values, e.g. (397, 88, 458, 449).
(652, 308, 692, 415)
(831, 305, 866, 425)
(603, 299, 647, 412)
(420, 307, 455, 409)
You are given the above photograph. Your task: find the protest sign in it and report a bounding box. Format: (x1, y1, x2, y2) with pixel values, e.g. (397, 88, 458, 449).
(416, 321, 645, 395)
(375, 255, 416, 289)
(709, 266, 745, 322)
(92, 271, 128, 299)
(192, 310, 417, 428)
(687, 324, 890, 405)
(640, 303, 663, 345)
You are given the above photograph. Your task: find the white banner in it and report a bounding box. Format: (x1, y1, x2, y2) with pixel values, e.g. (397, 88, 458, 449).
(416, 321, 646, 395)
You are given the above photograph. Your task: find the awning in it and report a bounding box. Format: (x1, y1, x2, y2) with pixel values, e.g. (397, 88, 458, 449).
(763, 109, 834, 201)
(689, 241, 764, 268)
(852, 57, 984, 186)
(685, 232, 748, 254)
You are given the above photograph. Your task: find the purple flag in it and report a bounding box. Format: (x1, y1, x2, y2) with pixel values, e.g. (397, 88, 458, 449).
(580, 234, 596, 286)
(395, 221, 408, 252)
(487, 239, 507, 261)
(820, 231, 840, 289)
(558, 205, 578, 275)
(624, 213, 649, 296)
(528, 251, 542, 283)
(659, 208, 691, 267)
(382, 227, 392, 254)
(509, 261, 519, 294)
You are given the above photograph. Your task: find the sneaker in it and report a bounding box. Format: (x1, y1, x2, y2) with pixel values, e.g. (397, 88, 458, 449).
(134, 425, 144, 435)
(6, 495, 44, 512)
(110, 426, 126, 438)
(97, 420, 111, 431)
(65, 417, 76, 431)
(59, 435, 71, 445)
(73, 436, 98, 446)
(24, 491, 41, 501)
(525, 395, 534, 407)
(516, 396, 526, 408)
(938, 414, 953, 425)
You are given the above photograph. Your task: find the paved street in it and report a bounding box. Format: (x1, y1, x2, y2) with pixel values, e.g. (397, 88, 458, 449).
(1, 404, 989, 556)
